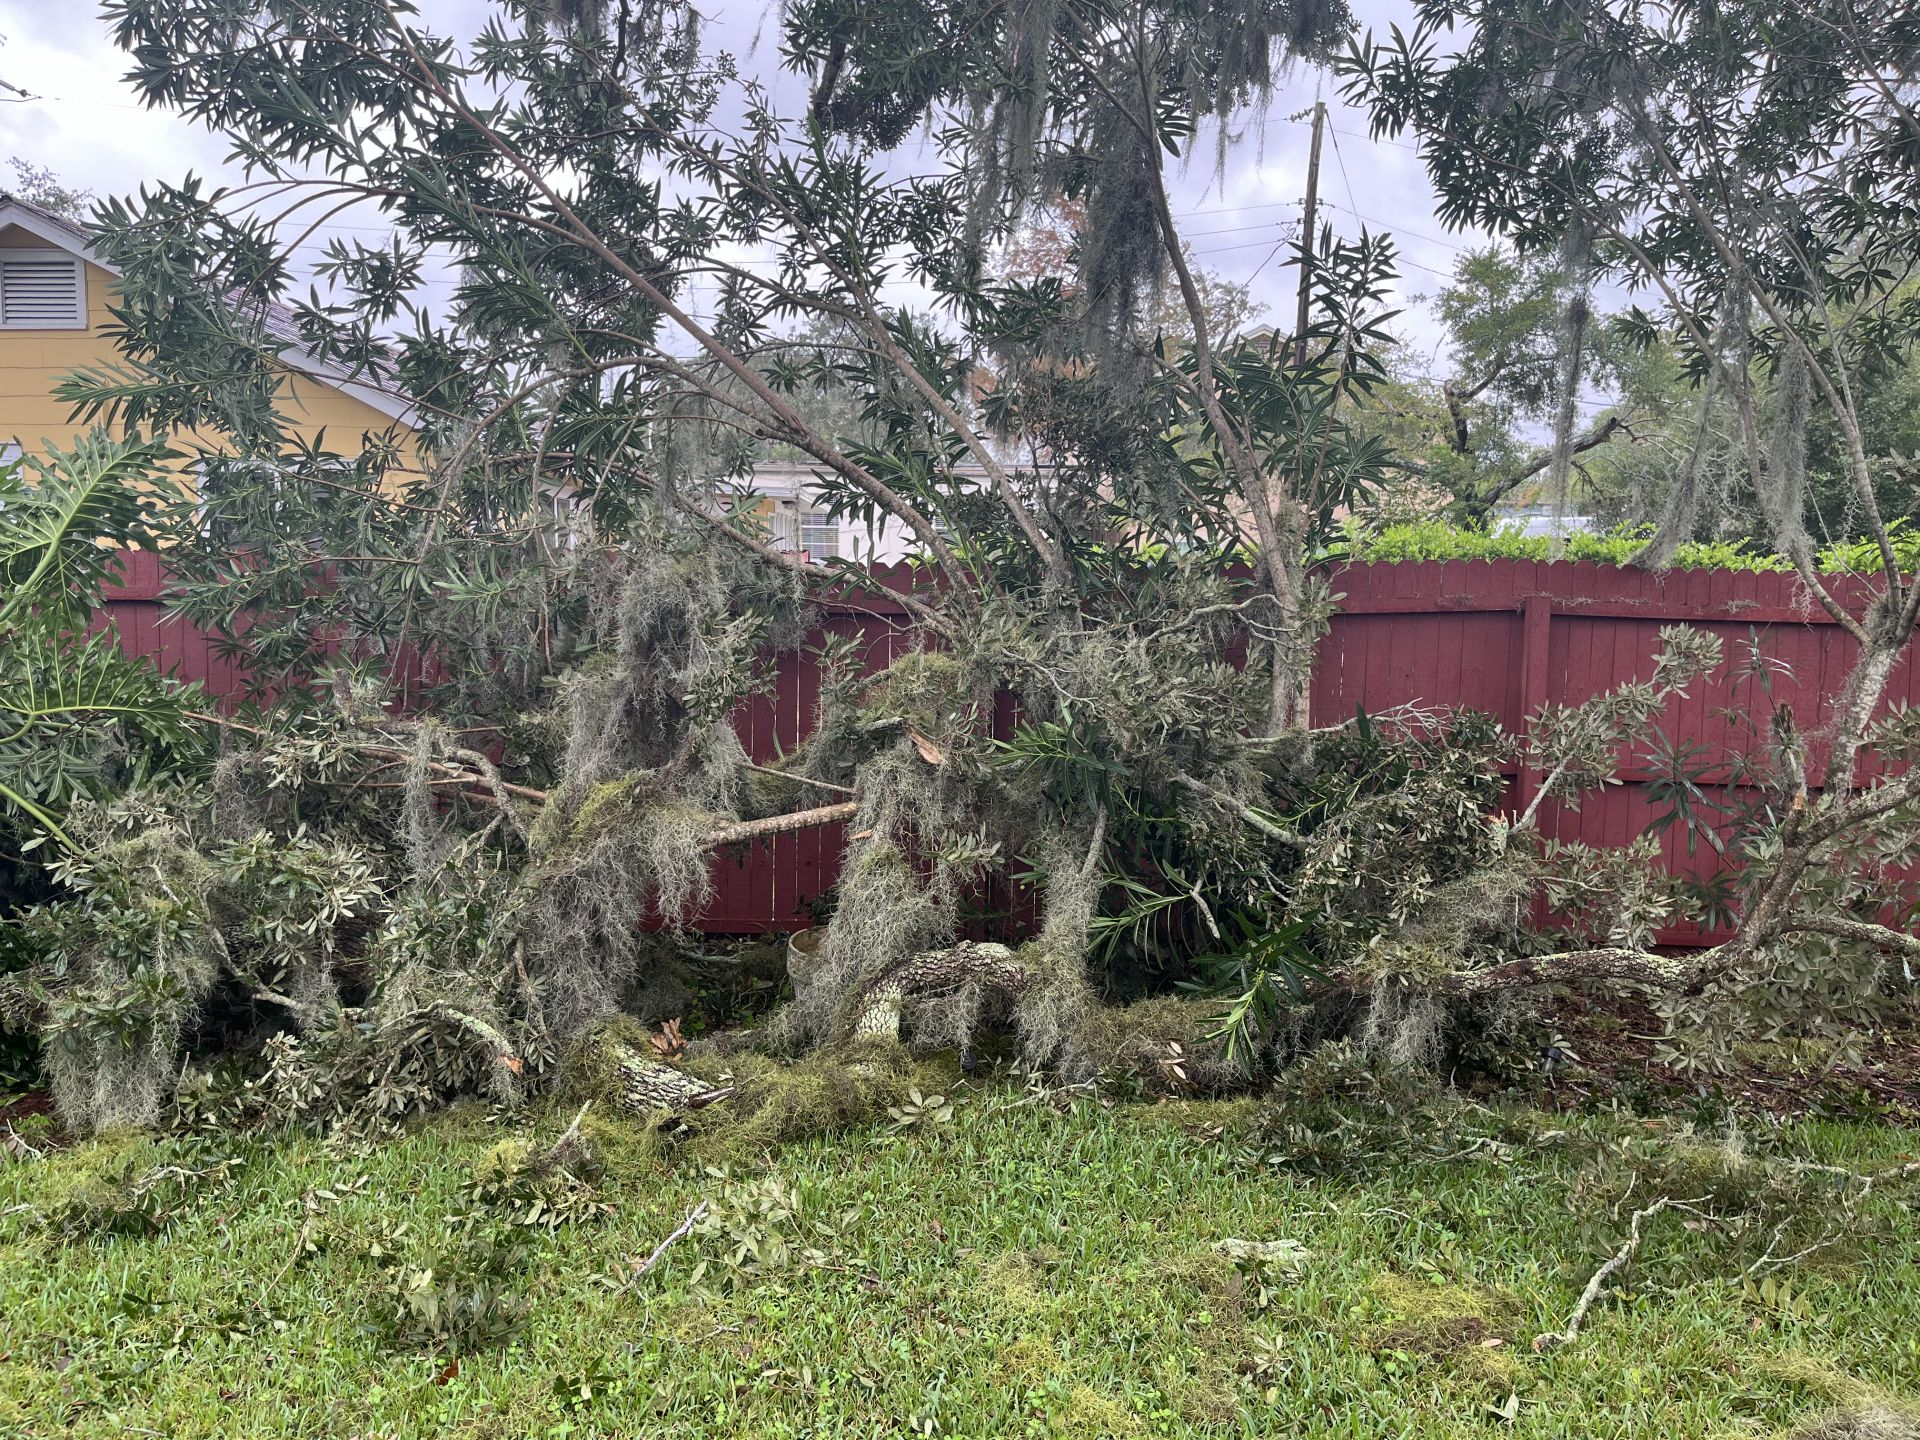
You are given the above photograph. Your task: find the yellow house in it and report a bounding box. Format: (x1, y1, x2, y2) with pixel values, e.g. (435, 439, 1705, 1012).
(0, 194, 418, 476)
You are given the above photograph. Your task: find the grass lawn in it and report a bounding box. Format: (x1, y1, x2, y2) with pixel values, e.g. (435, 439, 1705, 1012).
(2, 1075, 1917, 1440)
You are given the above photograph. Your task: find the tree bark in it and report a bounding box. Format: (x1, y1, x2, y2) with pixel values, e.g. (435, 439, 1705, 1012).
(820, 941, 1036, 1041)
(602, 1041, 735, 1113)
(707, 801, 859, 847)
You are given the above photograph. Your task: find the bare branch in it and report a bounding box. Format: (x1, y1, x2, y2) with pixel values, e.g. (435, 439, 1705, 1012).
(621, 1200, 710, 1285)
(1534, 1197, 1711, 1351)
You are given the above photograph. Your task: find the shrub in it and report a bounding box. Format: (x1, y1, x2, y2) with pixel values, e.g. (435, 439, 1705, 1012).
(1341, 518, 1920, 574)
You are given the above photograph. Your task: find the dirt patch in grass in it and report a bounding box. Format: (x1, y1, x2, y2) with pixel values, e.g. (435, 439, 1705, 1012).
(1366, 1272, 1523, 1388)
(1786, 1406, 1920, 1440)
(1757, 1354, 1920, 1440)
(0, 1089, 52, 1126)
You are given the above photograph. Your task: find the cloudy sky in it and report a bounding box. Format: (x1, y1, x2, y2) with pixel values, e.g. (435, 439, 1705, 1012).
(0, 0, 1485, 358)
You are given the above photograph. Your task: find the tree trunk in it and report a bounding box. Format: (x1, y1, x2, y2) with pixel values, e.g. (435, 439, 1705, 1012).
(789, 939, 1038, 1043)
(601, 1042, 734, 1113)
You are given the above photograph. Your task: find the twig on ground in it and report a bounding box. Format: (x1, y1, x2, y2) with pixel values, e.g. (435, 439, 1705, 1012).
(1791, 1156, 1920, 1204)
(1743, 1215, 1843, 1280)
(1855, 1158, 1920, 1201)
(624, 1200, 710, 1285)
(1, 1123, 43, 1161)
(540, 1101, 592, 1172)
(1744, 1155, 1920, 1278)
(1430, 1135, 1500, 1163)
(1534, 1196, 1710, 1352)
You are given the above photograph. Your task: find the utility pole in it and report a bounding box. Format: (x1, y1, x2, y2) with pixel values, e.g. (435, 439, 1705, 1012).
(1294, 99, 1326, 367)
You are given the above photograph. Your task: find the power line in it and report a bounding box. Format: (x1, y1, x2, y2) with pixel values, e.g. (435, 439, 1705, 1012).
(1181, 213, 1300, 239)
(1190, 235, 1315, 258)
(1243, 229, 1300, 287)
(1322, 202, 1479, 255)
(1326, 117, 1362, 221)
(1224, 108, 1424, 155)
(1393, 254, 1466, 280)
(16, 92, 148, 113)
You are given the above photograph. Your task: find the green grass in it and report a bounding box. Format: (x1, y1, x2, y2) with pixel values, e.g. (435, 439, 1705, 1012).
(2, 1086, 1917, 1439)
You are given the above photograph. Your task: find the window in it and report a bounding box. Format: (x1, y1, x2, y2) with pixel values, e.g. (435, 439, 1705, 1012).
(766, 506, 802, 554)
(763, 501, 839, 562)
(0, 251, 85, 329)
(798, 509, 839, 560)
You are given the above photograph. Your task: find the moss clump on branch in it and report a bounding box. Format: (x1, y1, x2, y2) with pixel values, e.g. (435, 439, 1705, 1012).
(791, 787, 1112, 1076)
(1069, 994, 1254, 1094)
(35, 827, 224, 1133)
(568, 1017, 941, 1164)
(546, 773, 650, 849)
(13, 798, 388, 1134)
(1016, 825, 1106, 1071)
(674, 1039, 935, 1162)
(798, 740, 971, 1047)
(851, 649, 967, 737)
(504, 540, 777, 1050)
(520, 779, 723, 1045)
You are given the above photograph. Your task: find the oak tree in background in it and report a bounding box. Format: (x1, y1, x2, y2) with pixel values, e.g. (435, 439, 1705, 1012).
(1365, 246, 1647, 528)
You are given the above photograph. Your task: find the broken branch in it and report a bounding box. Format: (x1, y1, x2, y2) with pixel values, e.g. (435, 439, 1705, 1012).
(1534, 1196, 1709, 1351)
(624, 1200, 710, 1285)
(706, 800, 860, 846)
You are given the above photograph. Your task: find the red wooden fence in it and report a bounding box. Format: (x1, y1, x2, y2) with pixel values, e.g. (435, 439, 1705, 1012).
(102, 552, 1914, 945)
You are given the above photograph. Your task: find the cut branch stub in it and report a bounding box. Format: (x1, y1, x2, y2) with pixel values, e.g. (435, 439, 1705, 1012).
(602, 1040, 734, 1113)
(785, 927, 1039, 1043)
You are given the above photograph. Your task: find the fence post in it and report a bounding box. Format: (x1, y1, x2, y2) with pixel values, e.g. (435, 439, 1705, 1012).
(1514, 593, 1553, 818)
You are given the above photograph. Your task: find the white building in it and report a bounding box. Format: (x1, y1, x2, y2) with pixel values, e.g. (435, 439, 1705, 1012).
(741, 459, 984, 565)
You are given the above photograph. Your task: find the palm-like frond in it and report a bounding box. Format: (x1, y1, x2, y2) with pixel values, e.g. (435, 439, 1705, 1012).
(0, 629, 200, 846)
(0, 430, 195, 847)
(0, 431, 173, 630)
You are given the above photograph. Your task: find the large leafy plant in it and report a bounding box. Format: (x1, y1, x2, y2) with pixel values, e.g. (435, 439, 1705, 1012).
(0, 432, 199, 852)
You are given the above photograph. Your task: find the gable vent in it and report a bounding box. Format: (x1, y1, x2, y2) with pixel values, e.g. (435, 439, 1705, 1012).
(0, 253, 85, 328)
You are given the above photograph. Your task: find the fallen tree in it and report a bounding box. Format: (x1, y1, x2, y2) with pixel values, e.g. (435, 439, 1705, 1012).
(6, 0, 1920, 1134)
(1336, 0, 1920, 1063)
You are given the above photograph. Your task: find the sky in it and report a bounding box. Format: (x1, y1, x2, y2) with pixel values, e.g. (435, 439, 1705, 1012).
(0, 0, 1486, 360)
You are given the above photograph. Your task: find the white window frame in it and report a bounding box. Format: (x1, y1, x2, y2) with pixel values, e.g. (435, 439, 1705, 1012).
(0, 248, 87, 329)
(194, 456, 289, 543)
(767, 503, 803, 554)
(798, 509, 840, 560)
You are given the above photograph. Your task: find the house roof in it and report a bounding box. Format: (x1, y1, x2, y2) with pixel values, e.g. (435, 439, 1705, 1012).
(746, 458, 992, 499)
(0, 194, 415, 426)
